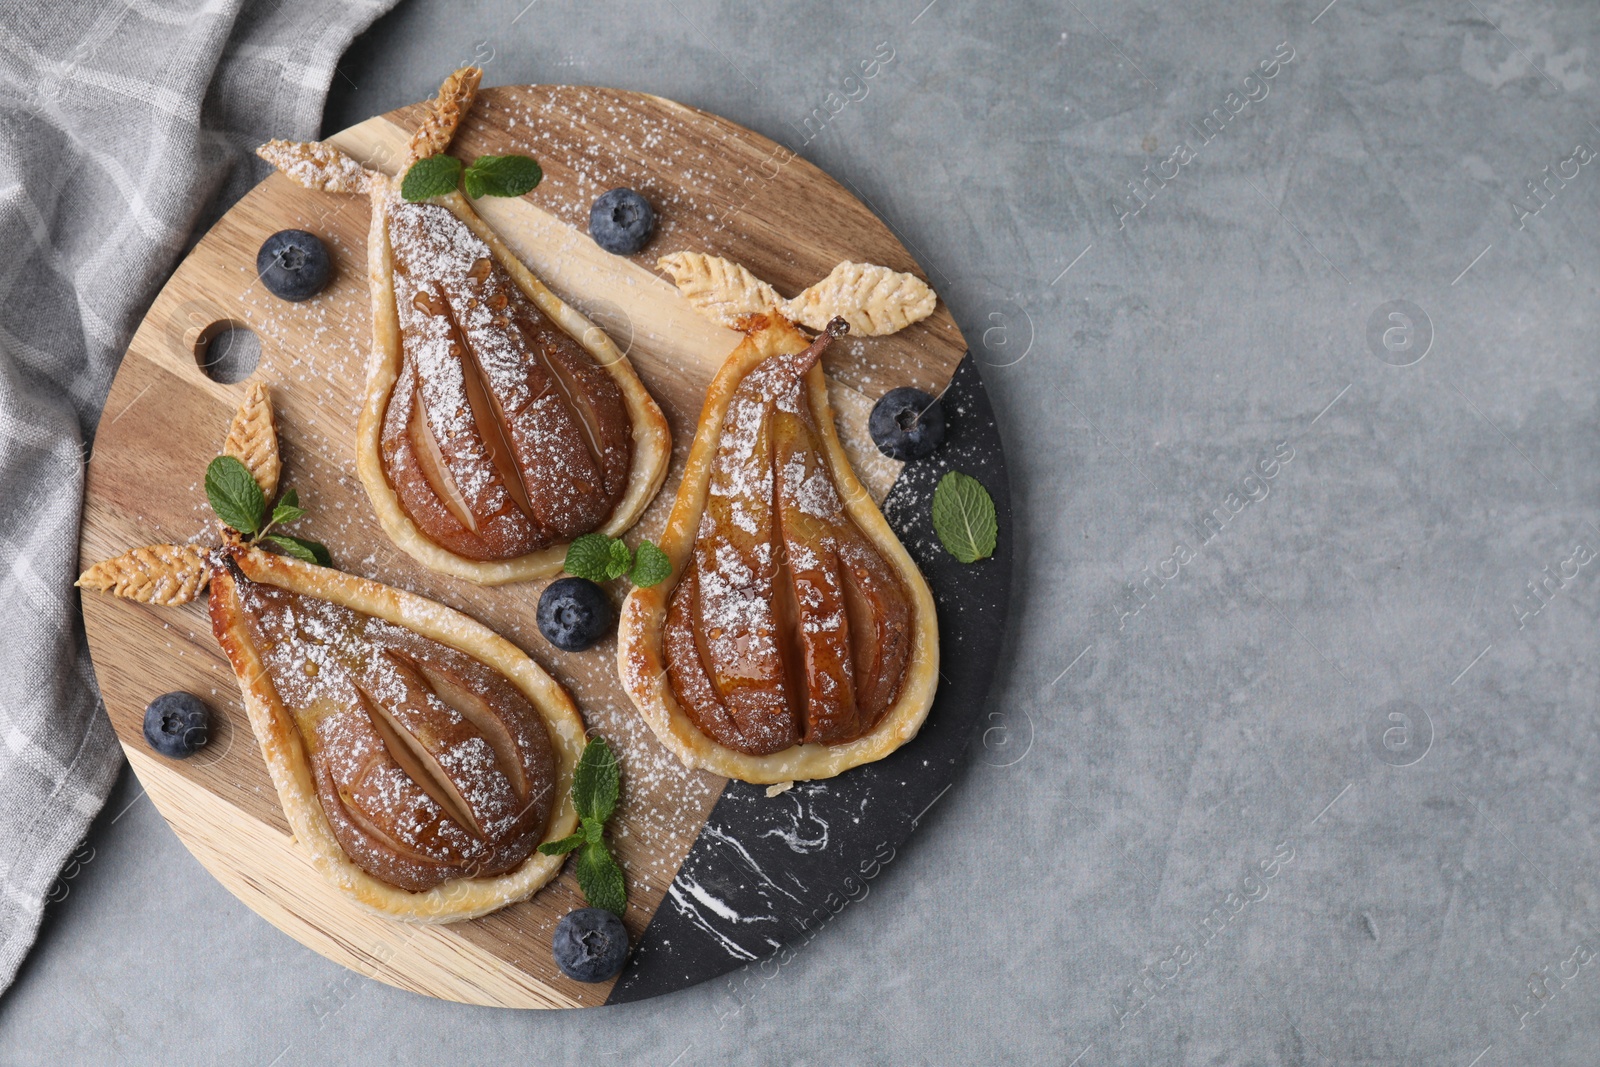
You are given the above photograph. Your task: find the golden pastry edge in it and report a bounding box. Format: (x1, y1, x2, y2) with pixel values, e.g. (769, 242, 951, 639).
(210, 545, 587, 923)
(615, 315, 939, 784)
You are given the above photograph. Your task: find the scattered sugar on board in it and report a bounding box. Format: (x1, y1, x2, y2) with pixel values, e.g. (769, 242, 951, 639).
(113, 83, 959, 912)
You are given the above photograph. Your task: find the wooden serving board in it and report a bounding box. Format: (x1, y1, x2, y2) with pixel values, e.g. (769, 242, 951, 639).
(80, 84, 1009, 1009)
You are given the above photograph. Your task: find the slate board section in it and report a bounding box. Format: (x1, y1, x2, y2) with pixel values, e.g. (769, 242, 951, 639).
(609, 353, 1012, 1003)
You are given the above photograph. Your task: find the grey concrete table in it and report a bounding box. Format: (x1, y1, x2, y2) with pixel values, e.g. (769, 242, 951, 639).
(4, 0, 1599, 1062)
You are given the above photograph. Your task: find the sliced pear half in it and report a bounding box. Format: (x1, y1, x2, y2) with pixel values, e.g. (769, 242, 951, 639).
(258, 68, 671, 584)
(617, 315, 938, 784)
(209, 545, 586, 922)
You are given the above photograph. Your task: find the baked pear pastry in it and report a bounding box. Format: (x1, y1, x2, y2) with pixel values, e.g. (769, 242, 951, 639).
(617, 315, 938, 783)
(81, 383, 586, 921)
(209, 545, 586, 921)
(257, 67, 671, 584)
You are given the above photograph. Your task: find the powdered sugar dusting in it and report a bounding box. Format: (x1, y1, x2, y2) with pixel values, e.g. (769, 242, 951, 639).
(389, 199, 520, 513)
(237, 575, 555, 886)
(383, 196, 630, 554)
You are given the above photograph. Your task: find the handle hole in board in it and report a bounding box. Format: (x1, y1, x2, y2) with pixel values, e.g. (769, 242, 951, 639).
(195, 322, 261, 384)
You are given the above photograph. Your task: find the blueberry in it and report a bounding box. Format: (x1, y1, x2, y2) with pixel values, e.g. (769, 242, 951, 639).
(552, 907, 629, 982)
(143, 692, 211, 759)
(868, 387, 946, 461)
(588, 188, 655, 255)
(256, 229, 332, 302)
(538, 577, 613, 652)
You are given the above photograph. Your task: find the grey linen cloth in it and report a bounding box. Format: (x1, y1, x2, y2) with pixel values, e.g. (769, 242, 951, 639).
(0, 0, 396, 992)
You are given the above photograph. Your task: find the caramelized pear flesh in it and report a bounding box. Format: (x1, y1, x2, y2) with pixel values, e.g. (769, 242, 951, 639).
(664, 326, 912, 755)
(231, 569, 558, 891)
(380, 201, 632, 562)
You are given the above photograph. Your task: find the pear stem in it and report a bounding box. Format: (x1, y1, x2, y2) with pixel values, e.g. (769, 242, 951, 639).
(791, 316, 850, 377)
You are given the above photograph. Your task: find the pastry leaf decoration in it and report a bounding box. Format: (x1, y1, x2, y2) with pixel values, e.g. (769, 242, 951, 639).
(931, 470, 997, 564)
(221, 380, 281, 500)
(656, 251, 939, 337)
(538, 736, 628, 915)
(401, 152, 542, 203)
(78, 385, 327, 605)
(400, 153, 462, 201)
(655, 252, 785, 330)
(563, 533, 670, 587)
(76, 544, 210, 606)
(785, 261, 938, 337)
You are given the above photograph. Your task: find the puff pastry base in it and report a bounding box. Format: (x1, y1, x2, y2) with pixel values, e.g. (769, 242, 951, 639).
(209, 546, 587, 922)
(357, 183, 672, 584)
(616, 316, 940, 783)
(261, 67, 672, 585)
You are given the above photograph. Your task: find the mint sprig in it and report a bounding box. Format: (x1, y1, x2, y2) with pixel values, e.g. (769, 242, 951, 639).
(204, 457, 330, 566)
(400, 154, 462, 201)
(538, 736, 627, 915)
(401, 152, 542, 203)
(565, 533, 630, 582)
(572, 735, 620, 822)
(629, 540, 671, 588)
(603, 538, 632, 580)
(268, 487, 306, 527)
(263, 534, 332, 566)
(574, 843, 626, 917)
(205, 456, 266, 535)
(931, 470, 997, 563)
(563, 533, 671, 588)
(463, 154, 543, 199)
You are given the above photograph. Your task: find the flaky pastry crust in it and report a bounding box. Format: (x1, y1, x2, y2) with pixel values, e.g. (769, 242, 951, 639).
(616, 316, 939, 783)
(77, 543, 209, 605)
(357, 183, 670, 583)
(209, 546, 586, 922)
(221, 380, 280, 500)
(259, 68, 671, 584)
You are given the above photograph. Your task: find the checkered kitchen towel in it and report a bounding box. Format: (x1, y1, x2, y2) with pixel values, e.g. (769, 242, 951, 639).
(0, 0, 396, 991)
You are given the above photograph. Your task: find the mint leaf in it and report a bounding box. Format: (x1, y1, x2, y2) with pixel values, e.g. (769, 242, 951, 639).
(205, 456, 266, 535)
(565, 534, 634, 581)
(572, 736, 620, 824)
(552, 738, 628, 915)
(463, 154, 542, 198)
(604, 538, 633, 581)
(931, 470, 997, 563)
(537, 832, 585, 857)
(269, 487, 305, 527)
(263, 534, 331, 566)
(401, 154, 462, 202)
(629, 540, 671, 587)
(565, 533, 618, 581)
(262, 535, 315, 563)
(575, 840, 627, 916)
